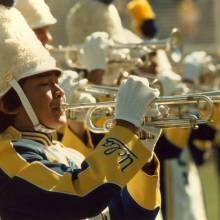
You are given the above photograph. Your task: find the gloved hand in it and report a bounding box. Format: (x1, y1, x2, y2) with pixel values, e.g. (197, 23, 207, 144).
(159, 72, 189, 96)
(69, 91, 96, 122)
(78, 32, 110, 71)
(59, 70, 96, 122)
(141, 103, 162, 155)
(59, 70, 88, 104)
(115, 75, 160, 128)
(182, 51, 216, 84)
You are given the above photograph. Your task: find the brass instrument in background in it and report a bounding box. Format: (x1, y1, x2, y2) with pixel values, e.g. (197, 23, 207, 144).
(82, 78, 163, 98)
(48, 28, 183, 70)
(62, 91, 220, 133)
(48, 44, 142, 70)
(84, 84, 118, 98)
(47, 44, 82, 69)
(111, 28, 183, 64)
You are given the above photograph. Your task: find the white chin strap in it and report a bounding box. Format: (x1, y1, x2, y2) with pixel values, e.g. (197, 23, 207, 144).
(9, 79, 55, 133)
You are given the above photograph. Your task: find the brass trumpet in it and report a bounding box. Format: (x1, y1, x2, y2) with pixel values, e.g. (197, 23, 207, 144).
(111, 28, 183, 64)
(62, 91, 220, 133)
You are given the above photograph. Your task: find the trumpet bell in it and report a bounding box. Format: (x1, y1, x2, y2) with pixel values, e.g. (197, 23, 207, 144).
(167, 28, 183, 63)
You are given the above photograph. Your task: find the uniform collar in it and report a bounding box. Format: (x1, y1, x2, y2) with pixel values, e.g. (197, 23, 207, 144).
(2, 126, 53, 146)
(21, 130, 53, 146)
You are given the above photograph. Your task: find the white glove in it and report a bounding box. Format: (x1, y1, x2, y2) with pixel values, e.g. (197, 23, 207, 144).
(59, 70, 96, 121)
(59, 70, 88, 104)
(68, 92, 96, 121)
(139, 103, 162, 159)
(159, 73, 189, 96)
(78, 32, 110, 71)
(72, 92, 96, 105)
(115, 75, 160, 128)
(108, 48, 130, 61)
(182, 51, 213, 83)
(141, 103, 162, 152)
(141, 126, 162, 160)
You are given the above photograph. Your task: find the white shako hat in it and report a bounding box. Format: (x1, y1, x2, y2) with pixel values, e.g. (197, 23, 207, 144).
(0, 5, 61, 132)
(15, 0, 57, 29)
(66, 0, 142, 45)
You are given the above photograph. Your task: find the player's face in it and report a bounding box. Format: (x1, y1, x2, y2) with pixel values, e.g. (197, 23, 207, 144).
(14, 71, 67, 131)
(34, 26, 52, 47)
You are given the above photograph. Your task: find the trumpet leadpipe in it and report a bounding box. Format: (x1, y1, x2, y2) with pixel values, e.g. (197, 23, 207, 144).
(61, 101, 115, 111)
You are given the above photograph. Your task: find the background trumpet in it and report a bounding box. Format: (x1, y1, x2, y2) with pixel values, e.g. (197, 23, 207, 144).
(48, 28, 183, 71)
(82, 78, 163, 99)
(111, 28, 183, 64)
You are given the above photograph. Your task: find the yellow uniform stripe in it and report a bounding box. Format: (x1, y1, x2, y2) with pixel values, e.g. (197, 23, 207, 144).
(62, 125, 93, 157)
(86, 126, 152, 187)
(127, 155, 161, 210)
(0, 140, 28, 178)
(164, 128, 192, 149)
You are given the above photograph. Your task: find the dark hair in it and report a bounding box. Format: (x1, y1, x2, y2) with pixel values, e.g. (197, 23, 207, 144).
(140, 19, 158, 39)
(0, 0, 16, 7)
(0, 79, 25, 132)
(96, 0, 114, 5)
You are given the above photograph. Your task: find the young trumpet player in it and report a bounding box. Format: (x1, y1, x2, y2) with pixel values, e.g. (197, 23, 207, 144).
(0, 2, 162, 219)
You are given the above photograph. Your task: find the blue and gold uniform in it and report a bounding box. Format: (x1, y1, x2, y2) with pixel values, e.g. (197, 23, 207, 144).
(0, 126, 161, 219)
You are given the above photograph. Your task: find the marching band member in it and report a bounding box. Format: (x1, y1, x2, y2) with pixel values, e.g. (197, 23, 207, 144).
(154, 55, 217, 220)
(0, 2, 162, 219)
(77, 31, 133, 86)
(15, 0, 56, 47)
(182, 51, 220, 202)
(65, 0, 144, 85)
(66, 0, 142, 45)
(16, 0, 76, 69)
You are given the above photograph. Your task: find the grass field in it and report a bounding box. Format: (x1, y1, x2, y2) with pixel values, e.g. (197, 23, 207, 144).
(199, 154, 219, 220)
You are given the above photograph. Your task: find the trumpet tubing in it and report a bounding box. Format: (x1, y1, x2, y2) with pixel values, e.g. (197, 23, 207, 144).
(84, 85, 118, 98)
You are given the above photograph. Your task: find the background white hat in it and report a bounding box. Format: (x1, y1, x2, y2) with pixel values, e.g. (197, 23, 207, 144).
(16, 0, 57, 29)
(66, 0, 142, 45)
(0, 5, 60, 132)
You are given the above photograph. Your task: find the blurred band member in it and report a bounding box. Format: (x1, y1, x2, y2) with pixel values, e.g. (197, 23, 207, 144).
(16, 0, 57, 46)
